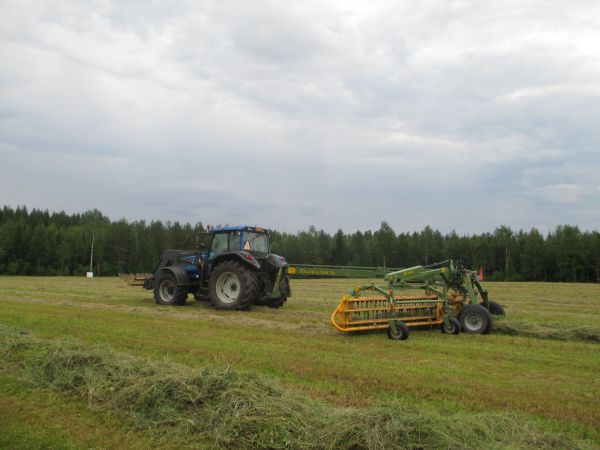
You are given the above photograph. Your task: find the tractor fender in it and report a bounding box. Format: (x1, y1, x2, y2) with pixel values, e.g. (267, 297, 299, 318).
(212, 251, 261, 271)
(265, 253, 288, 268)
(156, 266, 191, 286)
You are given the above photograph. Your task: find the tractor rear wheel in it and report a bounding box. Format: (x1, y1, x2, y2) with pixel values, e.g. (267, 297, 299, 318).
(209, 260, 257, 310)
(441, 317, 461, 334)
(154, 272, 188, 306)
(459, 304, 492, 334)
(387, 320, 410, 340)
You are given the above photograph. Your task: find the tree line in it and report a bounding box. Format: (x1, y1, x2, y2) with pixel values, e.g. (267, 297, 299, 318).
(0, 205, 598, 282)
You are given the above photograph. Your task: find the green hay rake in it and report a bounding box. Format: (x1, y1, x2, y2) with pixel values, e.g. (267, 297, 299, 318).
(289, 260, 504, 340)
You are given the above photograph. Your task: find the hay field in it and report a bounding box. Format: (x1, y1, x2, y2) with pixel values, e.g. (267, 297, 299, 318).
(0, 276, 599, 449)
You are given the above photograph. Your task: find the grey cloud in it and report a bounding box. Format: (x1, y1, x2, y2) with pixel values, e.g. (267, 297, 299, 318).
(1, 0, 599, 234)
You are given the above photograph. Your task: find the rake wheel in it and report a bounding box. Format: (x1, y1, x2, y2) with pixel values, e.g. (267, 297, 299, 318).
(387, 321, 410, 340)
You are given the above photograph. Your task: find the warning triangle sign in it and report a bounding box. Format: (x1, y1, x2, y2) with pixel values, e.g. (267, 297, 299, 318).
(243, 240, 251, 251)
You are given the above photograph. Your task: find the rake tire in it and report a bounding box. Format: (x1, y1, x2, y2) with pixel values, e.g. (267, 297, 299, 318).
(387, 320, 410, 340)
(459, 304, 492, 334)
(482, 300, 505, 316)
(441, 317, 461, 335)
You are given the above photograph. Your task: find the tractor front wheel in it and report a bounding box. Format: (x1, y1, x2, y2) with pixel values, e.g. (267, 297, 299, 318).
(459, 304, 492, 334)
(154, 272, 188, 306)
(209, 260, 257, 310)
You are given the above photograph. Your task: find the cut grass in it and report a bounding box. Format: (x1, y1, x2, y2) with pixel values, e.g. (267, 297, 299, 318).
(0, 276, 599, 448)
(0, 296, 597, 428)
(0, 324, 577, 449)
(493, 319, 600, 342)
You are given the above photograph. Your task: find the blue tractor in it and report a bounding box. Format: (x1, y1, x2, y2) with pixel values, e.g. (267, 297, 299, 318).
(143, 226, 290, 310)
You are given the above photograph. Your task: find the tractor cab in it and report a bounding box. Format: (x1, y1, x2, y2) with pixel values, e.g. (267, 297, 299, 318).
(206, 226, 271, 260)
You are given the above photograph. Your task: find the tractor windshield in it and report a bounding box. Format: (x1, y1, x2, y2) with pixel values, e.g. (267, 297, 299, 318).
(242, 232, 269, 258)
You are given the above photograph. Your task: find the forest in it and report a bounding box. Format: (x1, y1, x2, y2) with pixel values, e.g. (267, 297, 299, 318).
(0, 205, 598, 282)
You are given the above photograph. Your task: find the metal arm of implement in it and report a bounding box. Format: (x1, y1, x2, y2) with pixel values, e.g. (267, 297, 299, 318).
(286, 264, 399, 278)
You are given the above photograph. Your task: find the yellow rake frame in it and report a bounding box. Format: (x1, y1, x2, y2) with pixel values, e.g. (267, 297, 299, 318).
(331, 293, 445, 333)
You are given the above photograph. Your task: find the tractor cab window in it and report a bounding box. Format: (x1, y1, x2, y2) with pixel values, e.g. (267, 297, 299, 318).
(228, 231, 241, 251)
(210, 233, 228, 255)
(209, 231, 243, 257)
(242, 232, 269, 258)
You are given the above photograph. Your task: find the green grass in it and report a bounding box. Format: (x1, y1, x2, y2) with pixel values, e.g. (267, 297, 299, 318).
(0, 276, 599, 448)
(0, 325, 578, 449)
(0, 373, 181, 449)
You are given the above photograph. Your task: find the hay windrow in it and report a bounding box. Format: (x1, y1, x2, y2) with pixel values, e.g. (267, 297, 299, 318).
(492, 320, 600, 343)
(0, 325, 578, 449)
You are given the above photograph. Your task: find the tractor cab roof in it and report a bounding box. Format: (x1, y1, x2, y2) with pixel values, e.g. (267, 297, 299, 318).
(209, 225, 271, 234)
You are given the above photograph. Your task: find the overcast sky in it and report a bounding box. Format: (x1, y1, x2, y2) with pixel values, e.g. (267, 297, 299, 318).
(1, 1, 599, 234)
